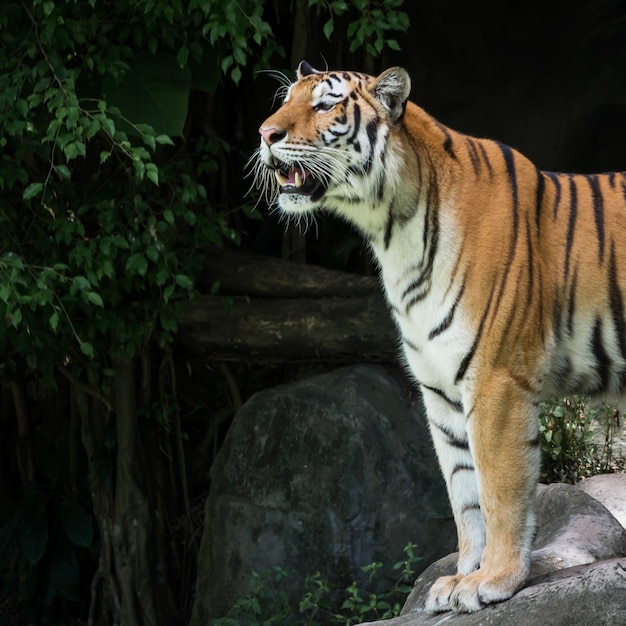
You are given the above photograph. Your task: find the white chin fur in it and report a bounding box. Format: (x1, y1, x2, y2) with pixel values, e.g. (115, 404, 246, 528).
(278, 192, 319, 214)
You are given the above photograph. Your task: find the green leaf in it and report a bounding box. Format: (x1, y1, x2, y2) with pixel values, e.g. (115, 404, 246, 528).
(80, 342, 94, 357)
(125, 253, 148, 276)
(23, 182, 43, 200)
(63, 141, 86, 161)
(155, 134, 175, 146)
(175, 274, 193, 289)
(323, 18, 334, 40)
(55, 164, 71, 180)
(86, 291, 104, 307)
(146, 162, 159, 185)
(49, 310, 59, 331)
(220, 54, 233, 74)
(72, 275, 91, 292)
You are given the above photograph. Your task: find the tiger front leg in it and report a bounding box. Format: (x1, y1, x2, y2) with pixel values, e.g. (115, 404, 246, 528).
(444, 374, 540, 613)
(420, 387, 486, 613)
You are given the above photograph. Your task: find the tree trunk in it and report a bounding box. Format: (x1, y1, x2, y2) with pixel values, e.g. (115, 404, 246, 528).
(76, 354, 180, 626)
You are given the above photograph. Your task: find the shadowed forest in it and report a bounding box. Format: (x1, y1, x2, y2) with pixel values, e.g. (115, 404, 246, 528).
(1, 1, 626, 624)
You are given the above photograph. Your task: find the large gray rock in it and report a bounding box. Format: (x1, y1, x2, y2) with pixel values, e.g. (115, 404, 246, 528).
(190, 365, 456, 623)
(360, 483, 626, 626)
(577, 473, 626, 528)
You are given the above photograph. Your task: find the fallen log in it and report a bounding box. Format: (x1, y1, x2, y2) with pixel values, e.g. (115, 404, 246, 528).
(179, 293, 398, 363)
(200, 246, 379, 298)
(180, 248, 399, 362)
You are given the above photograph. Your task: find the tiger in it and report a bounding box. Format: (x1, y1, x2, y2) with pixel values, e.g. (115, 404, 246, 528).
(251, 60, 626, 613)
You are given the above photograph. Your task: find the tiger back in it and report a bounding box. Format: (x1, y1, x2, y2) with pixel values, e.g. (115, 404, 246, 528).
(253, 60, 626, 613)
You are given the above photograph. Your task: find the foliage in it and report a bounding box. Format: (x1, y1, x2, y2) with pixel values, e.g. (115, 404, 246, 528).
(309, 0, 409, 56)
(538, 397, 624, 483)
(0, 0, 282, 379)
(209, 541, 421, 626)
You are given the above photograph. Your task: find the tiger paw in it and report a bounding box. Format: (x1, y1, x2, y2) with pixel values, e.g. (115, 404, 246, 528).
(424, 573, 464, 613)
(448, 569, 520, 613)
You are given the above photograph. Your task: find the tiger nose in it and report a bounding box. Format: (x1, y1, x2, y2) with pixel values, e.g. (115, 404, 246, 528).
(259, 126, 287, 146)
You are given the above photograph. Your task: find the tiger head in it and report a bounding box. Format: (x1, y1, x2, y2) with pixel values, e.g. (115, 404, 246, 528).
(253, 61, 411, 226)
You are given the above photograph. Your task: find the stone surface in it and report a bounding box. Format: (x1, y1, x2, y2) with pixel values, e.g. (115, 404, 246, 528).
(359, 483, 626, 626)
(361, 558, 626, 626)
(531, 482, 626, 576)
(577, 472, 626, 528)
(190, 364, 456, 624)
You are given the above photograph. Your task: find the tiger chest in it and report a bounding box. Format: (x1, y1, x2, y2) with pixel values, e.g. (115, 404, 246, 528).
(377, 247, 473, 401)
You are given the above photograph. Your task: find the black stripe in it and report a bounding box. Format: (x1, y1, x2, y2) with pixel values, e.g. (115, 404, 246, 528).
(591, 317, 611, 391)
(422, 384, 464, 413)
(608, 241, 626, 360)
(535, 170, 546, 232)
(608, 172, 616, 188)
(435, 121, 457, 160)
(456, 285, 496, 383)
(545, 171, 562, 220)
(466, 139, 481, 176)
(347, 103, 361, 144)
(429, 418, 469, 449)
(400, 268, 431, 312)
(477, 142, 493, 177)
(384, 206, 394, 249)
(486, 143, 520, 327)
(564, 175, 578, 283)
(366, 119, 378, 152)
(586, 174, 605, 264)
(429, 278, 466, 340)
(461, 503, 481, 514)
(566, 265, 578, 336)
(334, 110, 348, 124)
(451, 462, 474, 477)
(524, 213, 535, 311)
(402, 335, 420, 353)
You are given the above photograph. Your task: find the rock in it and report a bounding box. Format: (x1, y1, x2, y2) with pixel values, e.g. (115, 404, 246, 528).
(531, 482, 626, 576)
(359, 483, 626, 626)
(360, 558, 626, 626)
(577, 473, 626, 528)
(190, 364, 456, 624)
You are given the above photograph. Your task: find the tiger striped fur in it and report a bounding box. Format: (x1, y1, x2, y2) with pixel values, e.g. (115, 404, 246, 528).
(252, 61, 626, 613)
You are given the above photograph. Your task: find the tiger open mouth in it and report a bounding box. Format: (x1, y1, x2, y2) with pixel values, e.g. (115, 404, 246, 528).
(274, 164, 325, 199)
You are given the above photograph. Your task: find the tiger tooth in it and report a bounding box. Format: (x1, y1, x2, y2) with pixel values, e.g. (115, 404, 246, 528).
(275, 170, 289, 187)
(295, 170, 302, 187)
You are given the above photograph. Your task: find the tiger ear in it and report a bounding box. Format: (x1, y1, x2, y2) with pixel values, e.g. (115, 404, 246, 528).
(368, 67, 411, 124)
(297, 60, 320, 79)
